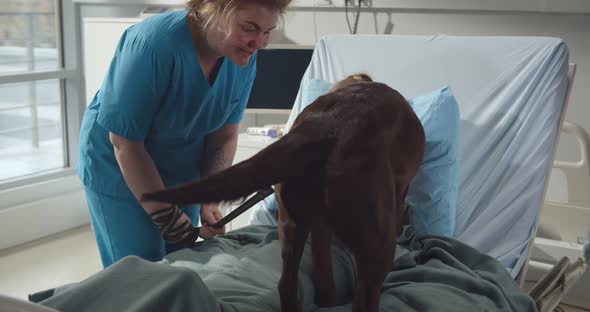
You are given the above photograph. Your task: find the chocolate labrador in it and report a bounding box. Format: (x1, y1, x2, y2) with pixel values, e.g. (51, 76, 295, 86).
(142, 73, 425, 312)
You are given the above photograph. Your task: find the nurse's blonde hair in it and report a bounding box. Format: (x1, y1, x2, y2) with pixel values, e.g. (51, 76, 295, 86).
(186, 0, 291, 35)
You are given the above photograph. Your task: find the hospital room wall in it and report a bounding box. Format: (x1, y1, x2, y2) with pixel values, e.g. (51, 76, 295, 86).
(271, 9, 590, 203)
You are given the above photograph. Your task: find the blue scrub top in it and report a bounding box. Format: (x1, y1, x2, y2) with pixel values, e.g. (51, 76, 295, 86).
(78, 10, 256, 200)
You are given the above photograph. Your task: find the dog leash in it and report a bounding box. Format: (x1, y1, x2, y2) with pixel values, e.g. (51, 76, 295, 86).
(212, 187, 275, 228)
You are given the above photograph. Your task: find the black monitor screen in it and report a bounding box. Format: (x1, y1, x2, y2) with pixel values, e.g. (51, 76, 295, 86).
(247, 48, 314, 110)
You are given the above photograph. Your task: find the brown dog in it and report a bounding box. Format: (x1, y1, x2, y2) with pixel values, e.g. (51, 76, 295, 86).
(142, 74, 425, 312)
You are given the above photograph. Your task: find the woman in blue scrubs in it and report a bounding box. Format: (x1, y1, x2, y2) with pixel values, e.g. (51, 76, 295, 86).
(78, 0, 290, 268)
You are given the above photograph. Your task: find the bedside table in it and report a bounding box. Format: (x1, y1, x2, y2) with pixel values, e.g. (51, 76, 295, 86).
(218, 133, 277, 231)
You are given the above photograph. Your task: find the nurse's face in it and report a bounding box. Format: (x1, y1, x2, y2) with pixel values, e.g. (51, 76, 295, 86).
(209, 4, 279, 67)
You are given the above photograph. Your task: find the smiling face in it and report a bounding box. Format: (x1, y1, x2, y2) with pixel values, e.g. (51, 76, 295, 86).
(207, 4, 279, 67)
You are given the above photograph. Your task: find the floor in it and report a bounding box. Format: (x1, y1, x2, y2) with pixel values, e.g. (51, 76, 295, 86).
(0, 225, 588, 311)
(0, 225, 101, 301)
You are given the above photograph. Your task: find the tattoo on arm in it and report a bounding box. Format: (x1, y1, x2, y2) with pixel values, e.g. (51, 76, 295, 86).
(202, 124, 238, 176)
(207, 145, 229, 175)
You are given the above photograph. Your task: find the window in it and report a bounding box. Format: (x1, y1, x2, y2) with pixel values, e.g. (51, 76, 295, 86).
(0, 79, 64, 181)
(0, 1, 60, 73)
(0, 0, 76, 185)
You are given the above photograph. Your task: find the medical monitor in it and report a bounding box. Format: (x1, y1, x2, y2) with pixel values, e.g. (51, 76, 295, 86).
(246, 45, 314, 112)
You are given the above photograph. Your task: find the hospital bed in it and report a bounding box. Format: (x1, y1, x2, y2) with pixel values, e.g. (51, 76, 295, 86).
(18, 34, 586, 311)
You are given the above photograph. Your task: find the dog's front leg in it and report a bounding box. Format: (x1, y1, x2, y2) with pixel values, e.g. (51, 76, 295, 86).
(278, 217, 310, 312)
(311, 225, 336, 307)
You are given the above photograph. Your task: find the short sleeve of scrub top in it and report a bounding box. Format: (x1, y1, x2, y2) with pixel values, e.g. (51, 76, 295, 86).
(96, 31, 172, 142)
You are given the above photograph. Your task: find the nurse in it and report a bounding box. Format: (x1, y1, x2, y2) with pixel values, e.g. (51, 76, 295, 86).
(78, 0, 290, 268)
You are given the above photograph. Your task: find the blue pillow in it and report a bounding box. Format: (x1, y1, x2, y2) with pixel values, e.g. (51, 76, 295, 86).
(405, 86, 460, 238)
(292, 79, 461, 238)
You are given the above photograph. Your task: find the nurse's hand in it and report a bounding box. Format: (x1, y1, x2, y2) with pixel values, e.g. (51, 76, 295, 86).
(200, 203, 225, 239)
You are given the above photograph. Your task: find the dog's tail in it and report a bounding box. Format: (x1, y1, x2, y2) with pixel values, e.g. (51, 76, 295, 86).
(141, 119, 336, 205)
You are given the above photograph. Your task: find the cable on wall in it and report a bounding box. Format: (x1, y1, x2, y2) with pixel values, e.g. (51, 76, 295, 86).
(345, 0, 362, 34)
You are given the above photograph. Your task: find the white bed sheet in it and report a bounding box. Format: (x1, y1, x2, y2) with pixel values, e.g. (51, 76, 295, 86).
(254, 34, 569, 277)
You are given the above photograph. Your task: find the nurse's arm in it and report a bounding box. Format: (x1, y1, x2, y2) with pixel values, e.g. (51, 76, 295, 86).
(198, 123, 238, 235)
(202, 123, 239, 176)
(109, 132, 188, 218)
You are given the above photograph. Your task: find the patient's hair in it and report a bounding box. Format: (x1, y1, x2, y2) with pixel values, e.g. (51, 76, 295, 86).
(329, 73, 373, 93)
(186, 0, 291, 35)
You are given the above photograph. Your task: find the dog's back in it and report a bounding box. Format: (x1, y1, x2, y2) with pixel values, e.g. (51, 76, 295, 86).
(283, 82, 424, 224)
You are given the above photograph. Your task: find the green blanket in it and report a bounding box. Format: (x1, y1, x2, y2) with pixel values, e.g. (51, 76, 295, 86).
(39, 225, 537, 312)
